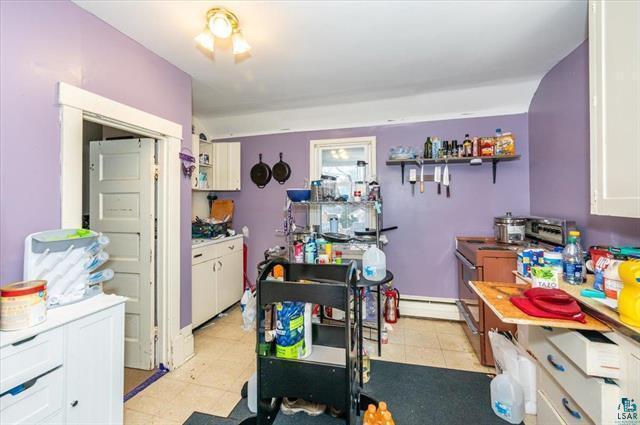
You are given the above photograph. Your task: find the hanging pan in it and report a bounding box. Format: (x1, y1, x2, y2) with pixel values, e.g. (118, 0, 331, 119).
(250, 153, 272, 188)
(272, 152, 291, 184)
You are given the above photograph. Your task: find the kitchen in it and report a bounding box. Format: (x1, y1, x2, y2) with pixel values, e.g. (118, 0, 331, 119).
(1, 1, 639, 425)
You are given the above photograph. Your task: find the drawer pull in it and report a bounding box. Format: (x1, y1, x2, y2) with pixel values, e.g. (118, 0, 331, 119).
(541, 326, 553, 332)
(547, 354, 565, 372)
(228, 245, 234, 250)
(11, 335, 37, 346)
(194, 253, 203, 258)
(1, 376, 38, 397)
(562, 398, 582, 419)
(71, 400, 79, 407)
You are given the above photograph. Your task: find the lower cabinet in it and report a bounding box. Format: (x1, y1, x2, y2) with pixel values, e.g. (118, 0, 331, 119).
(192, 238, 244, 328)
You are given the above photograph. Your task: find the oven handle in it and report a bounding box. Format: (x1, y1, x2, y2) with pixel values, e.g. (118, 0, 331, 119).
(455, 300, 479, 335)
(455, 251, 477, 270)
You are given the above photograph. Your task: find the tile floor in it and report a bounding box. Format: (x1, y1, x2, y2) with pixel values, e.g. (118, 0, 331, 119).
(123, 306, 495, 424)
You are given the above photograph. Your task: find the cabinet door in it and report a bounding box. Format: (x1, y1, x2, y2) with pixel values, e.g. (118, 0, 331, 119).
(589, 0, 640, 218)
(65, 304, 124, 425)
(227, 142, 241, 190)
(192, 259, 218, 328)
(217, 250, 244, 312)
(212, 143, 229, 191)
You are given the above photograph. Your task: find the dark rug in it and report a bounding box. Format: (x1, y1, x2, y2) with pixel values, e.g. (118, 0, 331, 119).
(184, 360, 509, 425)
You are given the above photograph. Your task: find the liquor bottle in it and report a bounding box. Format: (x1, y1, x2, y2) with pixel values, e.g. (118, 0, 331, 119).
(423, 137, 433, 159)
(463, 134, 472, 157)
(451, 140, 459, 157)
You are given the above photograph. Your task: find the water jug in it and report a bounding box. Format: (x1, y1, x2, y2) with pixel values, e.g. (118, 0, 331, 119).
(490, 373, 524, 424)
(363, 246, 386, 281)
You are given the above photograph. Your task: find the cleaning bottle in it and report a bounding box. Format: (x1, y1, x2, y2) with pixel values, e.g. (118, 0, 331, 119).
(382, 411, 395, 425)
(375, 401, 388, 424)
(363, 245, 386, 281)
(363, 404, 377, 425)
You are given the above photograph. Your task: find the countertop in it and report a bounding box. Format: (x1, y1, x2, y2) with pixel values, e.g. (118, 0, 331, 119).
(192, 234, 243, 249)
(0, 293, 127, 347)
(513, 271, 640, 342)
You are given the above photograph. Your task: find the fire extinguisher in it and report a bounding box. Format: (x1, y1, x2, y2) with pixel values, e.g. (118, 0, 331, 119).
(384, 288, 400, 324)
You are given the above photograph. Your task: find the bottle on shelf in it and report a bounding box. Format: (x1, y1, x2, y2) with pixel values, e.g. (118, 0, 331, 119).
(424, 137, 433, 159)
(463, 134, 472, 157)
(495, 128, 503, 137)
(304, 234, 317, 264)
(451, 140, 459, 157)
(562, 231, 585, 284)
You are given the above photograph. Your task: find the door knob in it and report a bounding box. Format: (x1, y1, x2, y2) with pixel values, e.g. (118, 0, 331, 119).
(71, 400, 79, 407)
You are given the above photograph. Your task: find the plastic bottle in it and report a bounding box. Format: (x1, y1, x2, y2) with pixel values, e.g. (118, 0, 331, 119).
(363, 404, 377, 425)
(304, 234, 317, 264)
(495, 128, 503, 137)
(363, 246, 386, 281)
(382, 411, 395, 425)
(562, 230, 585, 284)
(376, 401, 388, 424)
(364, 289, 376, 321)
(490, 373, 524, 424)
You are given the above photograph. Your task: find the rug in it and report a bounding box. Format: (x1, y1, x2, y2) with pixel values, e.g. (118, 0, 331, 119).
(183, 360, 512, 425)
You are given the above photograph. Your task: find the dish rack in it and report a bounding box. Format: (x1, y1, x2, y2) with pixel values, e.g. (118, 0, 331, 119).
(23, 229, 110, 308)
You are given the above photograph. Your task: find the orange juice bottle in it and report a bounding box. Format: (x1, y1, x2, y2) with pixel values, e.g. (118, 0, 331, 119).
(363, 404, 377, 425)
(382, 411, 395, 425)
(376, 401, 388, 424)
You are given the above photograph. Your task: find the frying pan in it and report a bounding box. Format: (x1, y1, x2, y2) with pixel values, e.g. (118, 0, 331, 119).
(250, 153, 272, 188)
(272, 152, 291, 184)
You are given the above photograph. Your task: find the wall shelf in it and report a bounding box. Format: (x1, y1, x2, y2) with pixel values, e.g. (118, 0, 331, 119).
(385, 154, 520, 184)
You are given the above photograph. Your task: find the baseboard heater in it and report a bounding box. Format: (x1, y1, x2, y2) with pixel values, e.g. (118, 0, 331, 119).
(398, 296, 462, 321)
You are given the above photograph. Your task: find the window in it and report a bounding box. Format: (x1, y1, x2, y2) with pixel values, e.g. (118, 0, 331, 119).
(309, 137, 377, 234)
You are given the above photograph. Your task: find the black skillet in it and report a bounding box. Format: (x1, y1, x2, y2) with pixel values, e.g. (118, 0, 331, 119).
(272, 152, 291, 184)
(250, 153, 272, 188)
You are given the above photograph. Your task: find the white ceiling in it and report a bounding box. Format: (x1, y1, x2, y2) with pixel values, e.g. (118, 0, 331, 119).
(74, 0, 587, 135)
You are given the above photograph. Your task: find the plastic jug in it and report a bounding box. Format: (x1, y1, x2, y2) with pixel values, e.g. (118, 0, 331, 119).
(363, 246, 386, 281)
(490, 373, 524, 424)
(247, 372, 257, 413)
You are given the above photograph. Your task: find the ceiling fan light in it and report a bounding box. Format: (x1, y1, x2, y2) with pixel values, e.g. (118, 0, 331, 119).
(209, 12, 233, 39)
(232, 30, 251, 55)
(195, 29, 215, 52)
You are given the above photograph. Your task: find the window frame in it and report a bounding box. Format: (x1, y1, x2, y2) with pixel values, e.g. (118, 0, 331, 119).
(309, 136, 377, 181)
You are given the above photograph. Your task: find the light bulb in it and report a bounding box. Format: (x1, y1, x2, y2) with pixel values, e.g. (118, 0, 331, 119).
(195, 29, 215, 52)
(209, 13, 232, 39)
(232, 30, 251, 55)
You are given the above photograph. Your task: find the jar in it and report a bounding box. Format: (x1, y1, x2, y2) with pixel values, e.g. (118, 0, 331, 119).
(310, 180, 322, 202)
(320, 175, 337, 201)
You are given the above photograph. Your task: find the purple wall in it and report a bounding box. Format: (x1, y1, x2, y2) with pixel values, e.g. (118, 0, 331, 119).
(222, 114, 529, 298)
(528, 41, 640, 247)
(0, 1, 194, 327)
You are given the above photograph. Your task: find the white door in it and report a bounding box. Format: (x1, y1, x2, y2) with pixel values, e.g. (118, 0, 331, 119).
(90, 138, 156, 370)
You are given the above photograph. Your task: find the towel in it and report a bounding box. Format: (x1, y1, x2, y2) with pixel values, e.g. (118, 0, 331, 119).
(510, 288, 587, 323)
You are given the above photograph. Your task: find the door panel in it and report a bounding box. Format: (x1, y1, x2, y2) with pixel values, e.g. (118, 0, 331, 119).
(90, 138, 155, 370)
(217, 250, 243, 312)
(192, 259, 217, 328)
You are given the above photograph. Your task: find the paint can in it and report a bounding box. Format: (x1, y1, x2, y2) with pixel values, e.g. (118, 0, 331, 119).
(0, 280, 47, 331)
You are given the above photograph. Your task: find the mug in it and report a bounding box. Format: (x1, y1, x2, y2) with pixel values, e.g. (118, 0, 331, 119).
(316, 254, 329, 264)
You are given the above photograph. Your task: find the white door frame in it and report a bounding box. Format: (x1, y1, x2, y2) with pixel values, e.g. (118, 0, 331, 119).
(58, 82, 187, 369)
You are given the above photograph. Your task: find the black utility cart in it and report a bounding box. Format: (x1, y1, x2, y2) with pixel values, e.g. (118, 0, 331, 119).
(240, 259, 377, 425)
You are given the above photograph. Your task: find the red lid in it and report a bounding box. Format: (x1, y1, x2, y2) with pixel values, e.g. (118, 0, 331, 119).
(0, 280, 46, 297)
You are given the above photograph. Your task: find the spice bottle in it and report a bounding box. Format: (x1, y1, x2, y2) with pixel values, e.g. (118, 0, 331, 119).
(423, 137, 433, 159)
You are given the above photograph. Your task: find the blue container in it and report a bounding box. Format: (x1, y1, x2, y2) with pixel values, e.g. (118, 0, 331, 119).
(287, 189, 311, 202)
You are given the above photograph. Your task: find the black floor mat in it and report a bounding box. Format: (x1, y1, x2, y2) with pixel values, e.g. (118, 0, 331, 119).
(183, 360, 508, 425)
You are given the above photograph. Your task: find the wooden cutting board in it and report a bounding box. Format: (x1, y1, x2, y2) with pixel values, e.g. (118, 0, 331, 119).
(211, 199, 234, 222)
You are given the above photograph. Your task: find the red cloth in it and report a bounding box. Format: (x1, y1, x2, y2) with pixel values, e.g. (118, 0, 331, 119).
(510, 288, 587, 323)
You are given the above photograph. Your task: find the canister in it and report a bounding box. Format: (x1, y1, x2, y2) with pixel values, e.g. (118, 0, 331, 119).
(0, 280, 47, 331)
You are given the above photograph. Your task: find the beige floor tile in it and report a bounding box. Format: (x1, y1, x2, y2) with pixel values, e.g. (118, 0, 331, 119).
(405, 347, 446, 368)
(397, 317, 440, 332)
(437, 333, 474, 353)
(433, 320, 466, 336)
(375, 343, 406, 363)
(197, 322, 245, 341)
(404, 328, 440, 349)
(524, 413, 537, 425)
(386, 326, 405, 345)
(170, 383, 228, 419)
(125, 392, 167, 417)
(140, 377, 189, 402)
(124, 408, 157, 425)
(442, 350, 494, 373)
(211, 391, 243, 417)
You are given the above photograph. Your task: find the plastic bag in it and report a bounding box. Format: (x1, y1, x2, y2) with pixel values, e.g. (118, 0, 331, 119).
(241, 289, 256, 331)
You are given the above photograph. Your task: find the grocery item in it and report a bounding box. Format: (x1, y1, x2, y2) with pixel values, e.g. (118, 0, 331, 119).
(363, 246, 386, 281)
(490, 373, 525, 424)
(472, 137, 479, 157)
(618, 260, 640, 327)
(275, 301, 306, 359)
(495, 133, 516, 156)
(480, 137, 495, 156)
(603, 260, 624, 300)
(562, 231, 585, 284)
(531, 266, 560, 289)
(463, 134, 473, 157)
(517, 249, 545, 278)
(0, 280, 47, 331)
(424, 137, 433, 159)
(544, 251, 563, 271)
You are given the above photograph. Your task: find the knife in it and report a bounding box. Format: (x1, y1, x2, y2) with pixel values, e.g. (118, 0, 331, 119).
(419, 160, 424, 193)
(443, 164, 450, 198)
(434, 166, 441, 195)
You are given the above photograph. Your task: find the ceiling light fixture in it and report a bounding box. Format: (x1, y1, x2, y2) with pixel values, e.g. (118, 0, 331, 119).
(195, 7, 251, 56)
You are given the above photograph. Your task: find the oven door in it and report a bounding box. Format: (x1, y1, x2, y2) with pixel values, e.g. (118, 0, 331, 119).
(455, 250, 481, 334)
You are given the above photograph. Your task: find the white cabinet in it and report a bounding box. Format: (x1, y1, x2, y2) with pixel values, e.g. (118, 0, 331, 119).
(0, 295, 125, 425)
(589, 0, 640, 218)
(191, 237, 244, 328)
(210, 142, 241, 191)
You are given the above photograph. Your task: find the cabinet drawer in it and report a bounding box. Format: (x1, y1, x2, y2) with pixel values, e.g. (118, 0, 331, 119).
(0, 327, 64, 394)
(213, 238, 242, 258)
(539, 326, 620, 379)
(537, 390, 568, 425)
(192, 245, 218, 265)
(0, 366, 64, 425)
(530, 327, 619, 423)
(538, 367, 593, 425)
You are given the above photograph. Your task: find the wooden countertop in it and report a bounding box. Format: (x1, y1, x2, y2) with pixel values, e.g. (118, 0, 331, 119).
(469, 281, 610, 332)
(513, 271, 640, 341)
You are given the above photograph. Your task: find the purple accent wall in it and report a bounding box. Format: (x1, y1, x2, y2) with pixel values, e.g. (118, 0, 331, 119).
(222, 114, 529, 298)
(528, 41, 640, 247)
(0, 1, 194, 327)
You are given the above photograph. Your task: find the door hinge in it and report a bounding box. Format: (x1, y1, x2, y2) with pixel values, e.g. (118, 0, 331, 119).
(150, 249, 153, 263)
(154, 166, 159, 181)
(154, 326, 158, 342)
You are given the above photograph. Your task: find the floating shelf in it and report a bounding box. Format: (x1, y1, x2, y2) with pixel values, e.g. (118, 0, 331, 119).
(386, 154, 521, 184)
(291, 200, 379, 206)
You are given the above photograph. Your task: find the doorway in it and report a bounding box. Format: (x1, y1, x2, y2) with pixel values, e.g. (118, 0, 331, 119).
(82, 122, 159, 393)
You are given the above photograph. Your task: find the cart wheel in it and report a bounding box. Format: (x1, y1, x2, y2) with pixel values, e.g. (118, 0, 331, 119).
(241, 381, 248, 398)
